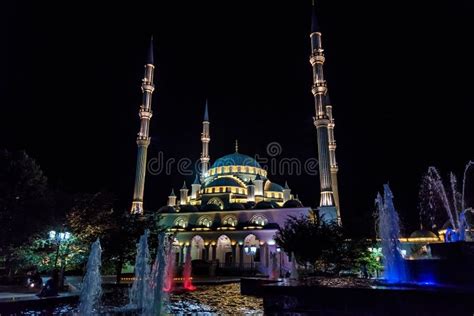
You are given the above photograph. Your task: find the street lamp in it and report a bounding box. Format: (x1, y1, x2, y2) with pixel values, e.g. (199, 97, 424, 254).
(49, 230, 71, 290)
(49, 230, 71, 268)
(276, 247, 283, 278)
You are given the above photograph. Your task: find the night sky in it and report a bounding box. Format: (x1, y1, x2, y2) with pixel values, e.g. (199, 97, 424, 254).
(1, 1, 473, 235)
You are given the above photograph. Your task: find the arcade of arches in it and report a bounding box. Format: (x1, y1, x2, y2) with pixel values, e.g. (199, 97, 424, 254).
(172, 233, 288, 272)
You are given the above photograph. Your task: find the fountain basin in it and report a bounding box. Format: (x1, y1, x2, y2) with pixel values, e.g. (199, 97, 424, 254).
(262, 278, 474, 316)
(240, 277, 281, 296)
(0, 293, 79, 315)
(401, 241, 474, 286)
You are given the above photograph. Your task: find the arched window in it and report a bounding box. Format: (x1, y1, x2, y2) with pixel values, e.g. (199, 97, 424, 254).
(250, 214, 268, 226)
(191, 235, 205, 260)
(208, 197, 224, 210)
(222, 215, 238, 227)
(244, 233, 259, 246)
(174, 216, 188, 228)
(198, 216, 213, 227)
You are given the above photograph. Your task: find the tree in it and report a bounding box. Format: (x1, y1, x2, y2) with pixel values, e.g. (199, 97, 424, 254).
(0, 150, 54, 274)
(66, 192, 161, 282)
(66, 191, 117, 245)
(275, 212, 371, 275)
(100, 210, 161, 283)
(13, 232, 88, 273)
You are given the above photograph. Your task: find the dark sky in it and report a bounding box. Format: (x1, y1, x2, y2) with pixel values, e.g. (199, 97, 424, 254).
(1, 1, 473, 235)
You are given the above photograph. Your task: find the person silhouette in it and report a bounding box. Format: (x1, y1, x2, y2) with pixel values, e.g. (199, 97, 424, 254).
(36, 269, 59, 297)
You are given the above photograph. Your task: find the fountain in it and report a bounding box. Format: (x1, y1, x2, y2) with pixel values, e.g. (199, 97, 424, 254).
(375, 184, 408, 283)
(129, 230, 151, 311)
(183, 248, 196, 291)
(424, 162, 474, 241)
(290, 252, 299, 280)
(162, 241, 175, 293)
(270, 252, 279, 280)
(77, 238, 102, 315)
(143, 232, 169, 316)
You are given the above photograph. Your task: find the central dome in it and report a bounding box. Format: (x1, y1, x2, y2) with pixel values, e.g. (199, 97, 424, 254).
(212, 153, 262, 168)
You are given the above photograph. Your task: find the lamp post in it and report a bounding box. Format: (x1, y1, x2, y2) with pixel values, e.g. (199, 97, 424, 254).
(276, 247, 283, 278)
(49, 230, 71, 290)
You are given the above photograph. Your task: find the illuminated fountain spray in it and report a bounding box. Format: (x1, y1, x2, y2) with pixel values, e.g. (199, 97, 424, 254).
(270, 252, 279, 280)
(183, 248, 196, 291)
(78, 238, 102, 315)
(290, 252, 299, 280)
(425, 163, 474, 241)
(375, 184, 408, 283)
(163, 242, 175, 293)
(129, 230, 151, 311)
(426, 167, 457, 231)
(142, 232, 169, 316)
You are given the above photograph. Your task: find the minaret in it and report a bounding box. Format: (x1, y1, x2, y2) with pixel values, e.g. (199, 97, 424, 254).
(180, 181, 189, 206)
(254, 174, 264, 198)
(326, 95, 341, 223)
(247, 180, 256, 202)
(168, 189, 177, 207)
(131, 37, 155, 214)
(200, 100, 210, 181)
(283, 181, 292, 203)
(191, 174, 201, 200)
(309, 4, 337, 222)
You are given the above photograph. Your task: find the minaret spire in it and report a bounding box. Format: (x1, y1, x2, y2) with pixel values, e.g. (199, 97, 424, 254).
(311, 1, 320, 33)
(200, 99, 211, 181)
(309, 3, 340, 223)
(147, 36, 154, 65)
(204, 99, 209, 122)
(131, 37, 156, 214)
(326, 94, 340, 220)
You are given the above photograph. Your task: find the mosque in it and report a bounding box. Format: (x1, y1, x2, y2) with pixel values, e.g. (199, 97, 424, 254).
(125, 2, 446, 276)
(128, 4, 344, 274)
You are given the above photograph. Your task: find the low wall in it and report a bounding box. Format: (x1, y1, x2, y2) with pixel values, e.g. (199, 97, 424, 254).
(262, 283, 474, 316)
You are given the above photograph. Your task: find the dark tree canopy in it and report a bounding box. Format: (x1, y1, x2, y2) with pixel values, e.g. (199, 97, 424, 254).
(0, 150, 52, 249)
(275, 212, 372, 275)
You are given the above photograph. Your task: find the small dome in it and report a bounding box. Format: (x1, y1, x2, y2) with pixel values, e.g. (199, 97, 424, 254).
(228, 203, 245, 210)
(409, 230, 438, 239)
(206, 177, 245, 188)
(158, 206, 176, 213)
(264, 181, 284, 192)
(212, 153, 262, 168)
(180, 205, 199, 212)
(255, 201, 279, 209)
(201, 203, 222, 211)
(283, 200, 304, 208)
(244, 202, 256, 209)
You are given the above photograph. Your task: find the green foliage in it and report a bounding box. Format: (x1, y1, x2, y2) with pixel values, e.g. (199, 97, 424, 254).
(0, 149, 163, 278)
(66, 192, 117, 245)
(275, 212, 373, 275)
(356, 247, 383, 276)
(13, 233, 88, 273)
(66, 191, 162, 279)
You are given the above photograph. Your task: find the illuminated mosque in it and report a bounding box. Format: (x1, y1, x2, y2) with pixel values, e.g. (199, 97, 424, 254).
(128, 4, 344, 273)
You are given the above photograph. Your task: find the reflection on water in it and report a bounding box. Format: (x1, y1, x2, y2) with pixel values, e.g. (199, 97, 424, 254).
(21, 283, 263, 315)
(167, 283, 263, 315)
(21, 304, 76, 315)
